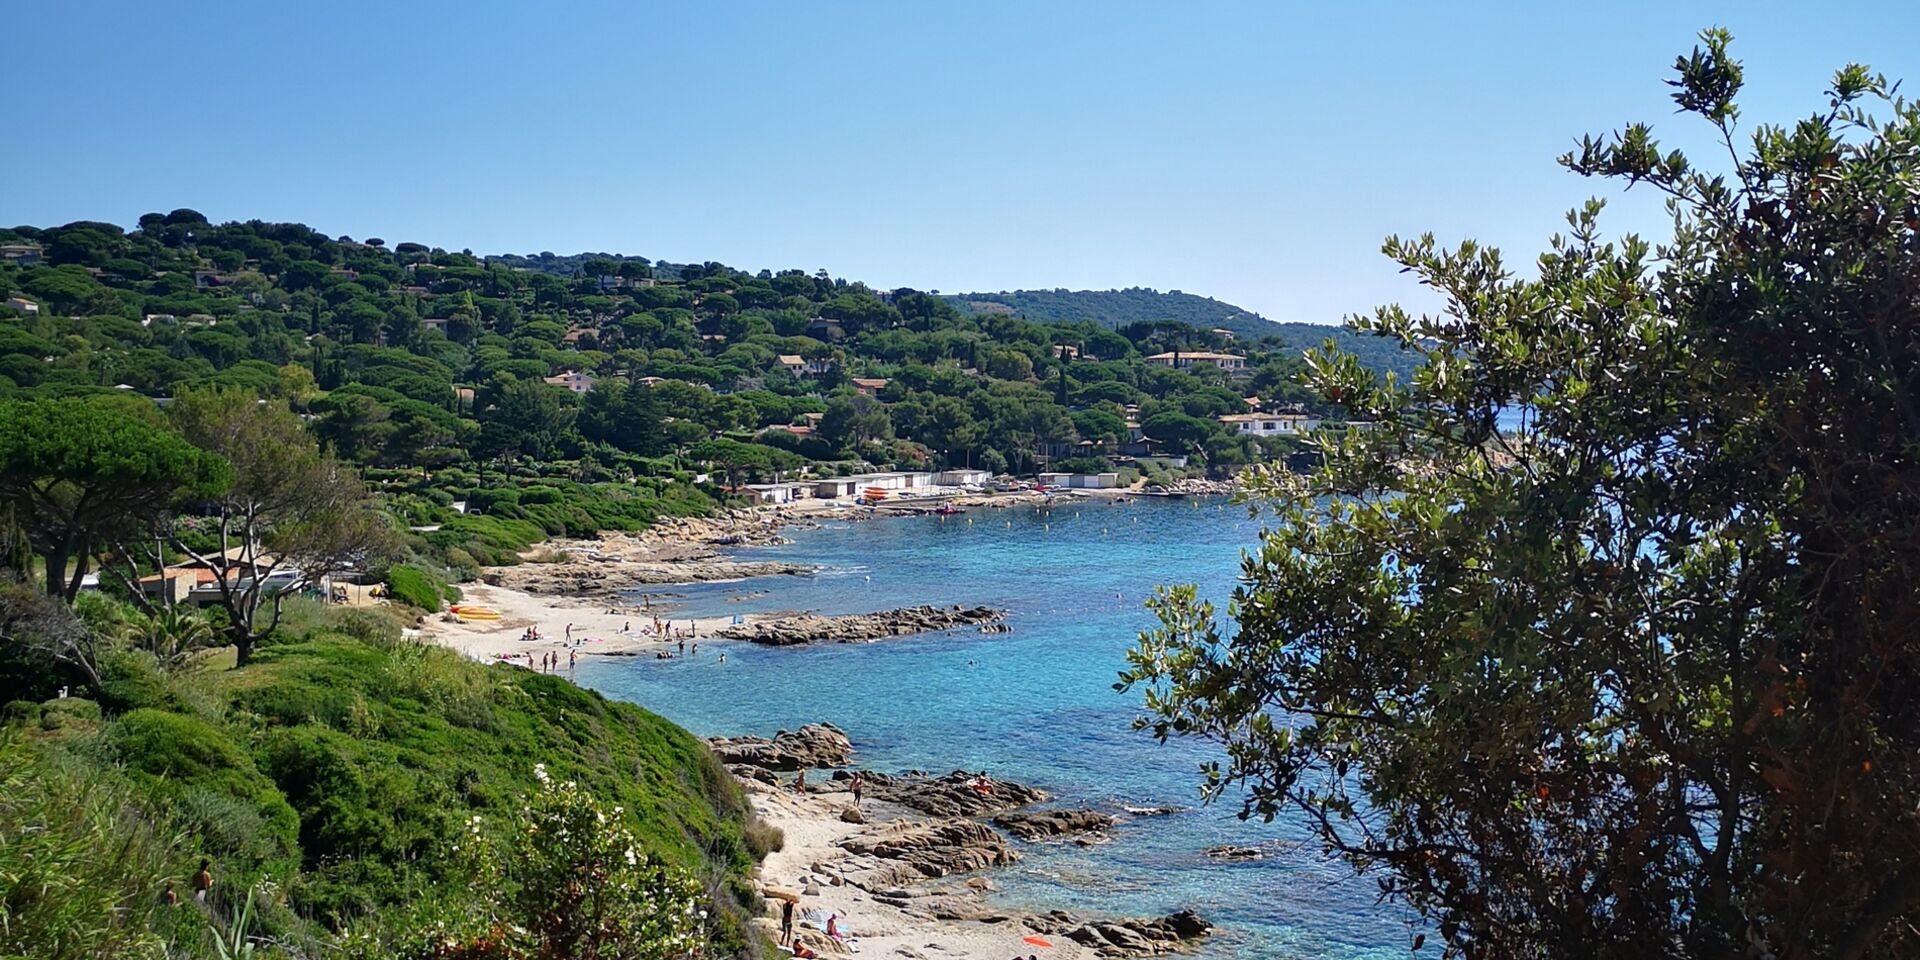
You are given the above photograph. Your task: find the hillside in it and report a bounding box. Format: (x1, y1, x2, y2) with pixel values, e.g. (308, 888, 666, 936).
(948, 288, 1417, 378)
(3, 600, 763, 958)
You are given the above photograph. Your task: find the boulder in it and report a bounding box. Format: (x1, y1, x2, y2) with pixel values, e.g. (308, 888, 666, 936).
(993, 808, 1118, 842)
(708, 723, 852, 771)
(861, 770, 1046, 817)
(1023, 909, 1212, 958)
(834, 818, 1019, 890)
(714, 605, 1004, 645)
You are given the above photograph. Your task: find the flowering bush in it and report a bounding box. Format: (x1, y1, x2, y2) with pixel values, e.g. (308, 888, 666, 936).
(347, 765, 707, 960)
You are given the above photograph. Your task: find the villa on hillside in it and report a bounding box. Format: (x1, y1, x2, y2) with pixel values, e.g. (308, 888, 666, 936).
(543, 370, 597, 394)
(1145, 351, 1245, 372)
(1217, 412, 1318, 437)
(778, 354, 808, 376)
(6, 297, 38, 315)
(850, 377, 889, 397)
(0, 243, 41, 265)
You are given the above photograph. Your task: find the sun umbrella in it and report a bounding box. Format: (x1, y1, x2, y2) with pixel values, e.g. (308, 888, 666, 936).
(1022, 935, 1054, 948)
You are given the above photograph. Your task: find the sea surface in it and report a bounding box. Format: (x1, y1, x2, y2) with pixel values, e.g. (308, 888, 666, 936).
(577, 496, 1410, 959)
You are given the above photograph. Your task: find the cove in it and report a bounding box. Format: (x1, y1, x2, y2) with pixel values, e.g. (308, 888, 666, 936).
(577, 495, 1409, 959)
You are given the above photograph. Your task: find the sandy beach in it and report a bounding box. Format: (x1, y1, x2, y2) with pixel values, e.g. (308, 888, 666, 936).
(411, 580, 750, 664)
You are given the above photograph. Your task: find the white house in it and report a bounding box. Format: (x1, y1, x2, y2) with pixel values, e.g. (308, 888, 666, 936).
(1217, 412, 1318, 437)
(420, 316, 450, 333)
(543, 370, 597, 394)
(1145, 351, 1245, 372)
(5, 297, 38, 315)
(778, 354, 809, 377)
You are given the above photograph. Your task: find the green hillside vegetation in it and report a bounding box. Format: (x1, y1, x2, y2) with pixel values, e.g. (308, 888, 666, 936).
(947, 287, 1417, 377)
(3, 594, 764, 959)
(0, 213, 1384, 956)
(0, 214, 1364, 543)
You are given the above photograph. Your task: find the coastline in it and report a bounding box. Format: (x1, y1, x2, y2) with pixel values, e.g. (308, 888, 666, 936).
(416, 490, 1234, 958)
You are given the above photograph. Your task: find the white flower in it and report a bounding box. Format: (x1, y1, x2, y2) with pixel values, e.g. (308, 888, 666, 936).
(533, 763, 550, 784)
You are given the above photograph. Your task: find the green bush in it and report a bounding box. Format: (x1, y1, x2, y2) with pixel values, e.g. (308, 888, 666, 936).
(97, 648, 178, 714)
(384, 565, 445, 612)
(39, 696, 101, 730)
(103, 708, 301, 869)
(2, 699, 40, 724)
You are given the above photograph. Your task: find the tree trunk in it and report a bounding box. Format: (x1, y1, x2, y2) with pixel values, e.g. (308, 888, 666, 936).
(43, 545, 68, 599)
(230, 622, 256, 667)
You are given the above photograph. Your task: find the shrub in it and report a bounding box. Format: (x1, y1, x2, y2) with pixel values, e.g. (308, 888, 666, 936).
(743, 816, 785, 859)
(103, 708, 300, 868)
(39, 696, 101, 730)
(384, 565, 445, 612)
(331, 606, 407, 646)
(97, 648, 178, 713)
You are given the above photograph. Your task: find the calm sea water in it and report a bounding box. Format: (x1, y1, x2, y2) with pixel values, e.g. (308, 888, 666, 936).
(577, 496, 1410, 959)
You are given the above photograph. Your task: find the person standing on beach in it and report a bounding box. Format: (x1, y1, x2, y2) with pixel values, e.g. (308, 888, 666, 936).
(850, 773, 863, 808)
(780, 898, 795, 946)
(565, 623, 573, 641)
(569, 649, 576, 670)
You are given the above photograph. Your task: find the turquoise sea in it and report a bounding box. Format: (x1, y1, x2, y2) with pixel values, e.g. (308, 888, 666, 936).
(577, 496, 1409, 959)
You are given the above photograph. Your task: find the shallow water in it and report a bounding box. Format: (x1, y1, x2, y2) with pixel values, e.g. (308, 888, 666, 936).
(577, 496, 1411, 959)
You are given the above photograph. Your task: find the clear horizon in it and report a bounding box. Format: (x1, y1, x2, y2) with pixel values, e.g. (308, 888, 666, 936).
(12, 1, 1918, 322)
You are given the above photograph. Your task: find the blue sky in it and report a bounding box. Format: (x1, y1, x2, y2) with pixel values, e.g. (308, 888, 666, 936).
(10, 2, 1918, 321)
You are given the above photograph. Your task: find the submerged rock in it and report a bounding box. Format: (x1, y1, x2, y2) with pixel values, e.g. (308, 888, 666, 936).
(1204, 844, 1266, 861)
(993, 809, 1118, 841)
(708, 722, 852, 770)
(713, 605, 1004, 645)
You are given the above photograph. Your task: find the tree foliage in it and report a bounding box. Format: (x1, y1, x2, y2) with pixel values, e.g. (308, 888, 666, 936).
(1125, 32, 1920, 960)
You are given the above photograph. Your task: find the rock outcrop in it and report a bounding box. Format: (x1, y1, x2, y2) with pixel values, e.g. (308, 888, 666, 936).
(992, 809, 1118, 842)
(713, 605, 1004, 645)
(834, 818, 1019, 890)
(485, 558, 811, 596)
(1024, 909, 1212, 957)
(708, 723, 852, 771)
(860, 770, 1046, 817)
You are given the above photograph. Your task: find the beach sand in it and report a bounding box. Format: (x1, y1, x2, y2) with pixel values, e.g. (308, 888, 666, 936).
(413, 580, 746, 664)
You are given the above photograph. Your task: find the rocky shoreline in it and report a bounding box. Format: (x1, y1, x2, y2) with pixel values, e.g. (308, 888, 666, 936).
(711, 605, 1005, 645)
(721, 723, 1214, 958)
(479, 508, 820, 599)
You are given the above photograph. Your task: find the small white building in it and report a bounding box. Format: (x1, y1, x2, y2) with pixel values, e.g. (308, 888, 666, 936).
(1038, 472, 1120, 489)
(777, 354, 809, 377)
(420, 316, 450, 333)
(1145, 351, 1245, 372)
(934, 468, 992, 487)
(745, 482, 804, 504)
(543, 370, 598, 394)
(1217, 412, 1318, 437)
(5, 297, 38, 315)
(812, 472, 933, 499)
